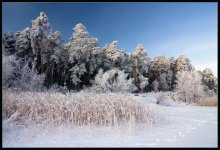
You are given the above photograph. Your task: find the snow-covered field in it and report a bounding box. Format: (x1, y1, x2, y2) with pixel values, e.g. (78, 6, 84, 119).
(3, 93, 217, 147)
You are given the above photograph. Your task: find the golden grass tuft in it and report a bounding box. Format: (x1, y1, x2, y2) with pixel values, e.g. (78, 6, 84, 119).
(196, 96, 218, 107)
(3, 90, 159, 127)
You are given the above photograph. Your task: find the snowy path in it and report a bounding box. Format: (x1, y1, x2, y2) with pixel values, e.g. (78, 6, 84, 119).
(3, 97, 217, 147)
(152, 105, 217, 147)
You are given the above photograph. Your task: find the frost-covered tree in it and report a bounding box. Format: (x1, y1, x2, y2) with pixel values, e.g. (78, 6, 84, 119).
(69, 63, 87, 85)
(174, 70, 205, 103)
(67, 23, 100, 89)
(168, 56, 176, 89)
(148, 55, 174, 91)
(67, 23, 89, 64)
(87, 37, 99, 74)
(174, 55, 194, 72)
(15, 27, 33, 66)
(159, 72, 170, 91)
(102, 40, 128, 71)
(66, 23, 89, 88)
(90, 68, 137, 93)
(2, 32, 16, 56)
(86, 37, 101, 85)
(172, 55, 194, 91)
(121, 51, 132, 73)
(3, 12, 212, 93)
(199, 68, 218, 93)
(30, 12, 51, 73)
(130, 44, 150, 91)
(44, 31, 68, 87)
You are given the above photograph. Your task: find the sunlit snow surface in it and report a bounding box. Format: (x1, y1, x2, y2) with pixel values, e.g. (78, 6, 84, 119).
(3, 94, 217, 147)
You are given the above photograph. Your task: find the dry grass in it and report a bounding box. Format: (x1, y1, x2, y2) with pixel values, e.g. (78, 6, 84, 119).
(195, 96, 218, 107)
(3, 90, 159, 127)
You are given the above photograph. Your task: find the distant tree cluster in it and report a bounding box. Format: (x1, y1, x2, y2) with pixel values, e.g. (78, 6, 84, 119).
(2, 12, 218, 95)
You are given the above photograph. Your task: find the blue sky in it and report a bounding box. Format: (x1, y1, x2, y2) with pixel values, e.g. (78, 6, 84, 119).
(2, 2, 217, 76)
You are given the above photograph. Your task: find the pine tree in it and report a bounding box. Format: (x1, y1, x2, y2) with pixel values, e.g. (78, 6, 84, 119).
(30, 12, 51, 73)
(86, 37, 100, 85)
(174, 55, 194, 72)
(199, 68, 217, 93)
(102, 41, 126, 70)
(2, 32, 16, 56)
(15, 27, 33, 66)
(44, 31, 68, 87)
(130, 44, 150, 92)
(148, 55, 174, 91)
(67, 23, 89, 89)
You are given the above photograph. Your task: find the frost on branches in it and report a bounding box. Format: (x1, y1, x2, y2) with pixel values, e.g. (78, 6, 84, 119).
(130, 44, 150, 91)
(175, 70, 205, 103)
(16, 63, 46, 91)
(87, 37, 100, 75)
(89, 68, 137, 93)
(67, 23, 99, 87)
(45, 31, 68, 87)
(2, 32, 16, 56)
(30, 12, 51, 73)
(174, 55, 194, 72)
(2, 55, 19, 87)
(69, 63, 87, 85)
(2, 54, 45, 91)
(148, 55, 174, 91)
(199, 68, 218, 93)
(102, 40, 129, 70)
(2, 12, 217, 93)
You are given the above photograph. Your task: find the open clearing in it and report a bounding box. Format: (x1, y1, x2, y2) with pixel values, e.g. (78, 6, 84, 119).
(3, 93, 217, 147)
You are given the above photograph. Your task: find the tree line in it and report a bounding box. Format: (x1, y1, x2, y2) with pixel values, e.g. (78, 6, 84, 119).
(2, 12, 217, 93)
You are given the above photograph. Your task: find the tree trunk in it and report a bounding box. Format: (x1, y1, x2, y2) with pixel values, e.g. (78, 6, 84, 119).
(51, 63, 54, 85)
(112, 61, 115, 69)
(63, 68, 66, 86)
(88, 72, 91, 86)
(40, 45, 43, 73)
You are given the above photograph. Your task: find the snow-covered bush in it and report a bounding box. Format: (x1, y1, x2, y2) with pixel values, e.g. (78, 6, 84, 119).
(138, 74, 148, 91)
(3, 55, 45, 91)
(156, 95, 177, 106)
(14, 63, 46, 91)
(174, 70, 205, 103)
(2, 55, 15, 86)
(88, 68, 137, 93)
(47, 83, 69, 93)
(3, 90, 159, 127)
(145, 91, 176, 104)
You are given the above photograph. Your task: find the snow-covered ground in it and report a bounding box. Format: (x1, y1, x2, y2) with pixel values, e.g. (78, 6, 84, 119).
(3, 93, 217, 147)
